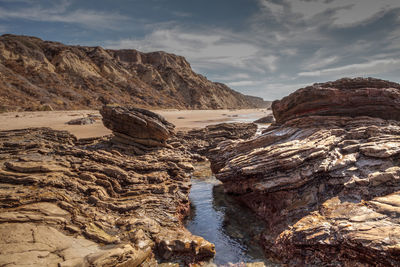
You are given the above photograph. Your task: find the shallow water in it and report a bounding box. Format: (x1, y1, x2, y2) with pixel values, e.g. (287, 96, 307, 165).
(185, 177, 279, 266)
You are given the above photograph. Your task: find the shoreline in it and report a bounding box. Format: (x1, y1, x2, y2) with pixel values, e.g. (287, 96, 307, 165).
(0, 109, 271, 139)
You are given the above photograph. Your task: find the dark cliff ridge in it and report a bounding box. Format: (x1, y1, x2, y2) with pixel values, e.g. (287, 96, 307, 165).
(0, 34, 269, 111)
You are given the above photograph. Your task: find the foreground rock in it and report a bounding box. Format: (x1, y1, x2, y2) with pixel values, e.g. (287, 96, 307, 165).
(209, 78, 400, 266)
(0, 108, 215, 266)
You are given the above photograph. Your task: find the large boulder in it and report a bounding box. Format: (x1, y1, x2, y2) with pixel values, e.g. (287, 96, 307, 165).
(100, 105, 175, 148)
(272, 77, 400, 124)
(209, 78, 400, 266)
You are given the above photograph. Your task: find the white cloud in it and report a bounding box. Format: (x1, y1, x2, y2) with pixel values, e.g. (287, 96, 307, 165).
(280, 48, 298, 56)
(307, 56, 339, 70)
(264, 82, 314, 100)
(101, 0, 400, 100)
(259, 0, 285, 21)
(302, 49, 340, 70)
(105, 27, 279, 74)
(259, 55, 278, 72)
(298, 59, 400, 77)
(259, 0, 400, 27)
(227, 80, 264, 87)
(171, 11, 192, 18)
(0, 0, 130, 29)
(210, 73, 251, 81)
(222, 76, 310, 101)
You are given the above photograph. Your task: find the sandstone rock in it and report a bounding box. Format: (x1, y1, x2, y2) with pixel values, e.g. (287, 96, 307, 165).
(272, 77, 400, 124)
(0, 223, 145, 267)
(101, 105, 175, 148)
(209, 78, 400, 266)
(0, 34, 268, 111)
(0, 127, 215, 265)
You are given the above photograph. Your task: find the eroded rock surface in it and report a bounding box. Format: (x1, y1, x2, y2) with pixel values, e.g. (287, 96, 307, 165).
(0, 34, 269, 111)
(209, 78, 400, 266)
(272, 77, 400, 124)
(0, 122, 214, 265)
(101, 105, 175, 149)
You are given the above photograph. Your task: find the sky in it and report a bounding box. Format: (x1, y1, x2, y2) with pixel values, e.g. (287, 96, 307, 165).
(0, 0, 399, 101)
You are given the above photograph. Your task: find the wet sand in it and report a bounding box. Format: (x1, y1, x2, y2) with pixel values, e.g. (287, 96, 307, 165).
(0, 109, 271, 139)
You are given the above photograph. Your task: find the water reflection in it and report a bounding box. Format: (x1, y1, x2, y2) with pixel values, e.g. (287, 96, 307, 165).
(185, 178, 278, 265)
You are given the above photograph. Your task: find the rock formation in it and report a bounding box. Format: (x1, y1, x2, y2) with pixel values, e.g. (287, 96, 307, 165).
(209, 78, 400, 266)
(272, 77, 400, 124)
(100, 105, 175, 150)
(0, 34, 269, 112)
(0, 107, 215, 266)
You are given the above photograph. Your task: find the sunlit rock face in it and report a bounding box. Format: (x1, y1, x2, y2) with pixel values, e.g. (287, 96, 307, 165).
(0, 107, 216, 266)
(209, 78, 400, 266)
(0, 34, 268, 112)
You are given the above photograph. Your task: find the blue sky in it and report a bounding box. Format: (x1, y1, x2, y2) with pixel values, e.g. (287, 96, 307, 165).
(0, 0, 399, 100)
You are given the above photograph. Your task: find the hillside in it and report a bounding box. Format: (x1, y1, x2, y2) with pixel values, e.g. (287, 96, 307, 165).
(0, 34, 269, 111)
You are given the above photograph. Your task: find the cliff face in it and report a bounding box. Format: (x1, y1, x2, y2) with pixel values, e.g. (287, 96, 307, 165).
(0, 34, 268, 111)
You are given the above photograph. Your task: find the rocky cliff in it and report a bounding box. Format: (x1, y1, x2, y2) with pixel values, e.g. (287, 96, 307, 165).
(209, 78, 400, 266)
(0, 34, 268, 112)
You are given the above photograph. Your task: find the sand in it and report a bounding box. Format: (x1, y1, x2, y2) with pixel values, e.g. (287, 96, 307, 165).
(0, 109, 271, 139)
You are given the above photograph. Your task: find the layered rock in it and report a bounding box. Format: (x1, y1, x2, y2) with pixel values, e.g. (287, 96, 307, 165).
(100, 105, 174, 150)
(0, 109, 215, 266)
(0, 34, 268, 111)
(272, 77, 400, 124)
(209, 78, 400, 266)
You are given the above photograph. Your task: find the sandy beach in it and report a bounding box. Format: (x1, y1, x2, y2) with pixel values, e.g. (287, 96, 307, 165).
(0, 109, 271, 139)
